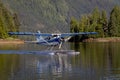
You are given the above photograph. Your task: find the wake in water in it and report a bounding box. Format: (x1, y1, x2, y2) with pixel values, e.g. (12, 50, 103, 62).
(0, 50, 80, 55)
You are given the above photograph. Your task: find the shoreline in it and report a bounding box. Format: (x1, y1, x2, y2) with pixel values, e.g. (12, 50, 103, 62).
(84, 37, 120, 42)
(0, 37, 120, 44)
(0, 39, 24, 44)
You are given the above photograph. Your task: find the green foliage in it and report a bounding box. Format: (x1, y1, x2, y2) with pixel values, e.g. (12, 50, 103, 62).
(70, 17, 79, 33)
(79, 15, 90, 32)
(1, 0, 69, 32)
(70, 6, 120, 40)
(0, 1, 19, 39)
(108, 6, 120, 37)
(1, 0, 120, 34)
(89, 8, 104, 37)
(1, 0, 120, 32)
(101, 10, 108, 37)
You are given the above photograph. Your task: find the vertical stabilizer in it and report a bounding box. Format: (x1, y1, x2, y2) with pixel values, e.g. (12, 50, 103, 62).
(36, 31, 44, 42)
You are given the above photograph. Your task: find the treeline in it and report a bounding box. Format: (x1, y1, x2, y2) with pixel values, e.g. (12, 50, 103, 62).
(70, 6, 120, 38)
(0, 1, 19, 39)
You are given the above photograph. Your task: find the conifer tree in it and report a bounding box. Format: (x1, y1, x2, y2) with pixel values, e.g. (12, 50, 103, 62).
(101, 10, 108, 37)
(0, 1, 19, 38)
(90, 8, 104, 37)
(70, 6, 120, 40)
(91, 8, 100, 32)
(79, 15, 90, 32)
(70, 17, 79, 33)
(108, 6, 120, 37)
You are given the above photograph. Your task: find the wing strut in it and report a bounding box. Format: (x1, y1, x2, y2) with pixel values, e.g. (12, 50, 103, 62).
(59, 42, 62, 49)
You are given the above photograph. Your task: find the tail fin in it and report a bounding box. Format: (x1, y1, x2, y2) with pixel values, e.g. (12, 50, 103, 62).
(36, 31, 44, 42)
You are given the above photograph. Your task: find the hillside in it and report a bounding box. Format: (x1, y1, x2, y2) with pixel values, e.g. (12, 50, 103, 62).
(0, 1, 19, 39)
(1, 0, 120, 33)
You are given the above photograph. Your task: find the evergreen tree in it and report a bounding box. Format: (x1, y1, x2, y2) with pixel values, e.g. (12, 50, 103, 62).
(0, 1, 19, 38)
(70, 6, 120, 41)
(101, 10, 108, 37)
(90, 8, 104, 37)
(108, 6, 120, 37)
(79, 15, 90, 32)
(70, 17, 82, 41)
(90, 8, 100, 32)
(70, 17, 79, 33)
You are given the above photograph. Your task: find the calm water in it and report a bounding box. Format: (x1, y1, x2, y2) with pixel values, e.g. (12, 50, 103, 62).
(0, 42, 120, 80)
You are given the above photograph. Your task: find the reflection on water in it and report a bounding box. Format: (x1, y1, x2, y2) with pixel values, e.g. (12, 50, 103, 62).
(71, 42, 120, 80)
(0, 43, 120, 80)
(36, 54, 72, 79)
(0, 54, 74, 80)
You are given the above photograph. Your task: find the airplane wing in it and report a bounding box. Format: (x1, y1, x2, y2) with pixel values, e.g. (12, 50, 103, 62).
(8, 32, 97, 37)
(60, 32, 97, 37)
(8, 32, 52, 36)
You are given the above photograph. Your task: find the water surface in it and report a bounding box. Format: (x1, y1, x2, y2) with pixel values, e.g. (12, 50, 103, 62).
(0, 42, 120, 80)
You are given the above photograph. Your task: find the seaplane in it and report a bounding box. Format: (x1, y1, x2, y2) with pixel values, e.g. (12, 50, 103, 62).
(8, 31, 97, 49)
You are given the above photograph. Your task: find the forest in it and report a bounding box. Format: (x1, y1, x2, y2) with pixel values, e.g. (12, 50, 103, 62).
(0, 1, 19, 39)
(1, 0, 120, 32)
(70, 6, 120, 39)
(0, 0, 120, 39)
